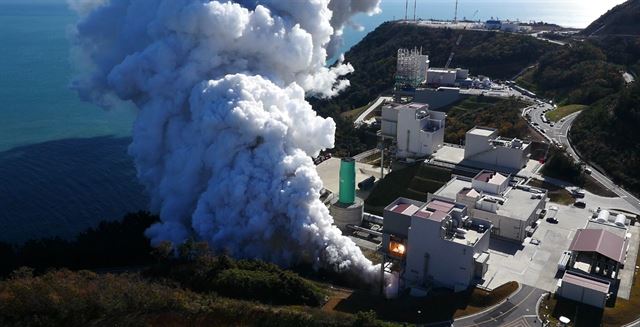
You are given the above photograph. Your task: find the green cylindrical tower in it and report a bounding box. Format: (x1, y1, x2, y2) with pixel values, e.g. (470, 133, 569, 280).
(339, 157, 356, 205)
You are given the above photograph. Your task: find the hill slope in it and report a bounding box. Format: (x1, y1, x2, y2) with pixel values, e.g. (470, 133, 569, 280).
(315, 22, 557, 155)
(317, 22, 556, 117)
(582, 0, 640, 36)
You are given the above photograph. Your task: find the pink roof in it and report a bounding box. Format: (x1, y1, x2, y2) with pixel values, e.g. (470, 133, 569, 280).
(426, 199, 455, 213)
(427, 210, 448, 222)
(390, 203, 420, 216)
(459, 188, 480, 198)
(488, 173, 507, 185)
(475, 171, 493, 183)
(474, 171, 507, 185)
(413, 209, 432, 219)
(569, 229, 627, 263)
(562, 272, 610, 293)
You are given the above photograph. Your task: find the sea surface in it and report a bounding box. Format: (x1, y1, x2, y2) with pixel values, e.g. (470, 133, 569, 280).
(0, 0, 625, 243)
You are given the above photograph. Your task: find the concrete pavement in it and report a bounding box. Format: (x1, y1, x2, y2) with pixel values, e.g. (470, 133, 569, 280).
(525, 98, 640, 214)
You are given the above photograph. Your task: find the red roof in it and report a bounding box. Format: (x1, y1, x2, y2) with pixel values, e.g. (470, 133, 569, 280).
(569, 229, 627, 263)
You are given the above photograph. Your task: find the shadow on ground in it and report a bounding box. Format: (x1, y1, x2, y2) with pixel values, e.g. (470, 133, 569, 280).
(0, 136, 148, 243)
(332, 281, 518, 324)
(488, 238, 524, 255)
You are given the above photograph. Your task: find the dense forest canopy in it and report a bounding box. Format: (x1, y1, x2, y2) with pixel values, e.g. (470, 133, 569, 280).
(582, 0, 640, 36)
(518, 42, 624, 105)
(570, 81, 640, 193)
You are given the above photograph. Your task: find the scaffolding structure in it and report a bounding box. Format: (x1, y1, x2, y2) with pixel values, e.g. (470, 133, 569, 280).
(395, 47, 429, 89)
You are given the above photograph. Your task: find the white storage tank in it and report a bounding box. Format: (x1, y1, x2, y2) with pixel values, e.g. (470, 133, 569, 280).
(615, 214, 627, 227)
(596, 210, 609, 223)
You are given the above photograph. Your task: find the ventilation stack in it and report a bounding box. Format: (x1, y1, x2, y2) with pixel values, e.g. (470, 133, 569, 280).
(339, 157, 356, 205)
(330, 157, 364, 232)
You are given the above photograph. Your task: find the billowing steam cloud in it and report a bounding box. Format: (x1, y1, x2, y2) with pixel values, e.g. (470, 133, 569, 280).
(71, 0, 380, 278)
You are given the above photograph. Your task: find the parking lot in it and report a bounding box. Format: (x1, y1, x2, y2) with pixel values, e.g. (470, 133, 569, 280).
(481, 191, 640, 299)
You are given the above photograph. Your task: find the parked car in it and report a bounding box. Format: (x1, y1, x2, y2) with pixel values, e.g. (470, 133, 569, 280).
(574, 201, 586, 208)
(572, 189, 586, 198)
(584, 168, 592, 175)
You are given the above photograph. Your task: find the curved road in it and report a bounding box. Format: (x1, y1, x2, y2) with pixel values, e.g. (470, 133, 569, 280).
(453, 285, 545, 327)
(526, 101, 640, 213)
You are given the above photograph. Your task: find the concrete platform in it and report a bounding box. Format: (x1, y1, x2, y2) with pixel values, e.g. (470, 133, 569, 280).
(316, 157, 383, 199)
(481, 202, 591, 292)
(430, 145, 542, 178)
(480, 194, 640, 300)
(432, 145, 465, 164)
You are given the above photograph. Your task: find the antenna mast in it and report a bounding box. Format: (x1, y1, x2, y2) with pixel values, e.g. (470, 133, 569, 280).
(454, 0, 459, 22)
(404, 0, 408, 21)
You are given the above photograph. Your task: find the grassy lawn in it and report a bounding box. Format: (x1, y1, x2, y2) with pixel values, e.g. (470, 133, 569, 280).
(326, 282, 518, 324)
(340, 104, 368, 121)
(540, 236, 640, 327)
(364, 164, 451, 215)
(527, 179, 575, 205)
(546, 104, 587, 122)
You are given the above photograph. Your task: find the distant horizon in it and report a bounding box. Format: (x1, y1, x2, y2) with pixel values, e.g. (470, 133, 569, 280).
(337, 0, 627, 56)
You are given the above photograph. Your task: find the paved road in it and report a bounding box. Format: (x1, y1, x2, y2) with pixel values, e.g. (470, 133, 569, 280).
(524, 98, 640, 214)
(453, 285, 545, 327)
(353, 96, 391, 126)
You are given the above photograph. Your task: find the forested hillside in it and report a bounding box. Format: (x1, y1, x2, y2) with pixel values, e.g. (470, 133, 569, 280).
(315, 22, 556, 155)
(519, 1, 640, 195)
(582, 0, 640, 36)
(517, 42, 624, 104)
(315, 22, 555, 117)
(570, 82, 640, 193)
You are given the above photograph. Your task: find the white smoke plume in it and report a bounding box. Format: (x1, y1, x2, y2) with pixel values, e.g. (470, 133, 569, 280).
(70, 0, 381, 279)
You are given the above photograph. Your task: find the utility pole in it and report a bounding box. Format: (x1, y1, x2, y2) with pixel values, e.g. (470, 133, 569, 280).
(413, 0, 417, 21)
(454, 0, 459, 22)
(404, 0, 408, 21)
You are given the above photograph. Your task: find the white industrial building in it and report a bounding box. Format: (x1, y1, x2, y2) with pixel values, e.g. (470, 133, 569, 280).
(434, 170, 547, 242)
(381, 197, 492, 294)
(464, 127, 531, 172)
(380, 103, 446, 159)
(395, 48, 429, 89)
(426, 67, 469, 87)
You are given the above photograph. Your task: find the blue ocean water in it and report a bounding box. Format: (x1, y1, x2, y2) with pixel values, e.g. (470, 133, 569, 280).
(0, 1, 146, 243)
(0, 0, 625, 243)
